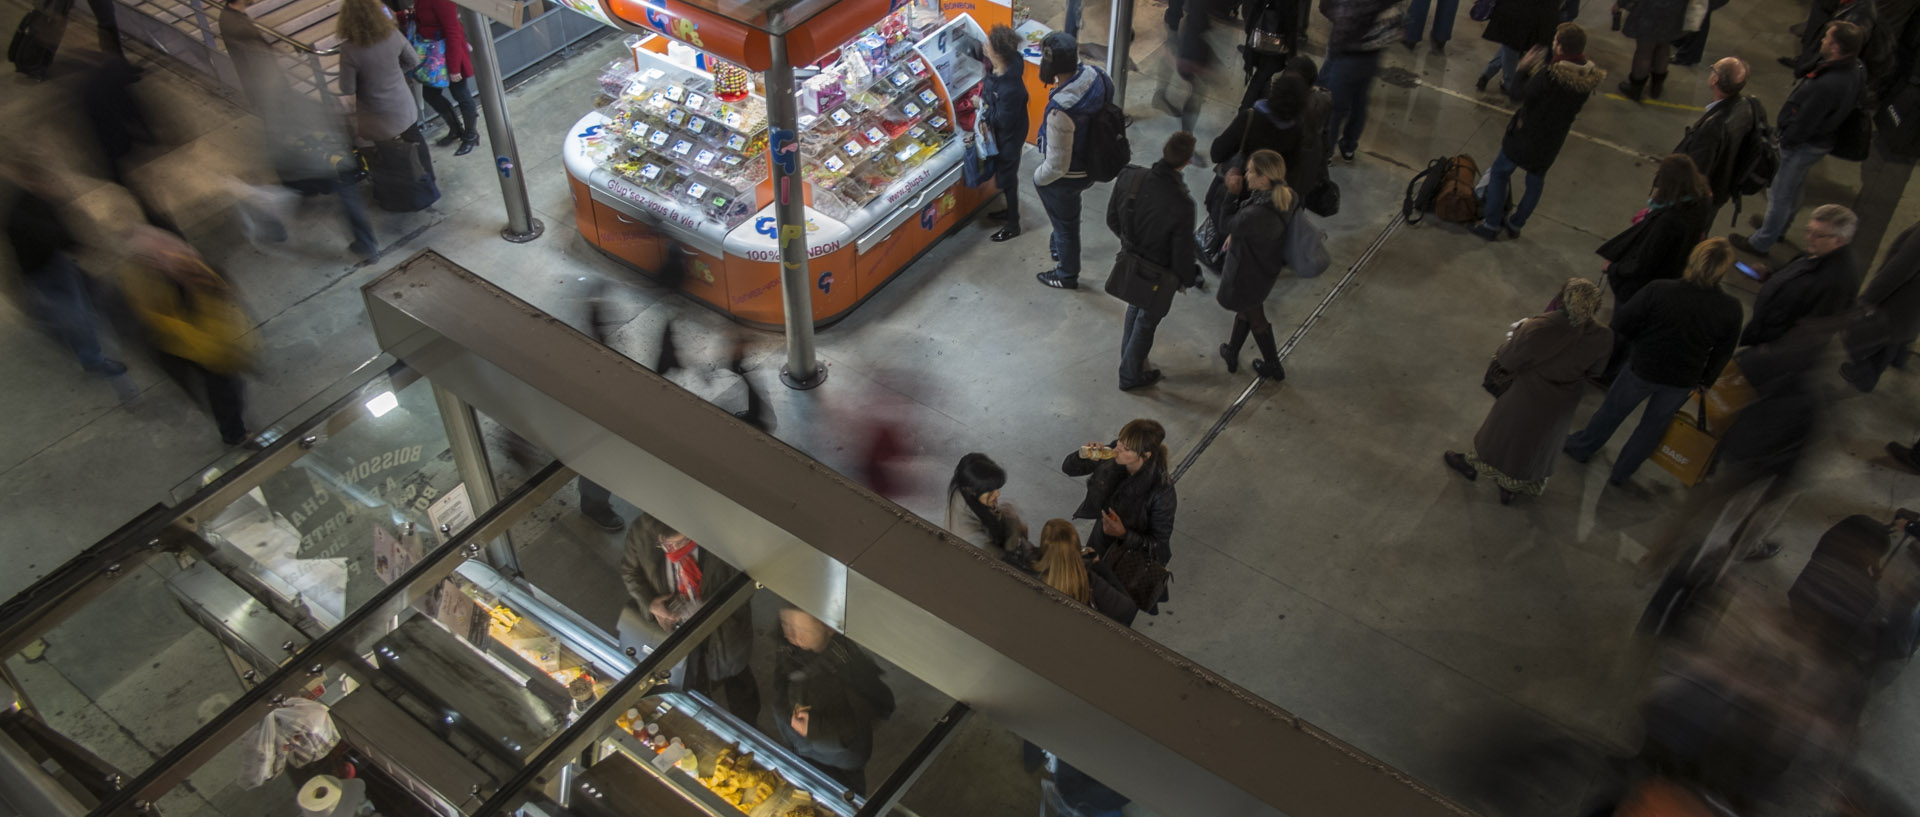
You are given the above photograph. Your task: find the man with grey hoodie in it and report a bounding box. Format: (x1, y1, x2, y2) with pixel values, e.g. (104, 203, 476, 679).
(1034, 32, 1115, 291)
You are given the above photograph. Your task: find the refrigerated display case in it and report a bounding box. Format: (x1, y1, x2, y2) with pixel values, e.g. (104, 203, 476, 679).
(559, 0, 1042, 327)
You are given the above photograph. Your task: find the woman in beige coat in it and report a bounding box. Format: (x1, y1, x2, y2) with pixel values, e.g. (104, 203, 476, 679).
(1445, 278, 1613, 504)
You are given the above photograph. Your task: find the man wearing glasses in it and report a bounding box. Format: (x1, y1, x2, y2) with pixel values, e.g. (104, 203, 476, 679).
(1740, 204, 1863, 350)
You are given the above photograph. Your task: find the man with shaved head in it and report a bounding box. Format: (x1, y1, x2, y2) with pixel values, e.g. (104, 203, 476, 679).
(1674, 56, 1757, 227)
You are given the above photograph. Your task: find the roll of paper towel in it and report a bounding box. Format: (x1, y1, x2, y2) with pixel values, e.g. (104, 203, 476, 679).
(297, 775, 343, 814)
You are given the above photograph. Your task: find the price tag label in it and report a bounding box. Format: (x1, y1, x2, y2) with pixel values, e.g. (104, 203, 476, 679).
(686, 182, 707, 198)
(665, 85, 685, 101)
(641, 164, 662, 179)
(666, 108, 687, 125)
(724, 110, 744, 128)
(711, 194, 730, 209)
(896, 145, 919, 162)
(643, 68, 666, 81)
(688, 118, 707, 134)
(671, 140, 693, 155)
(830, 109, 853, 127)
(908, 125, 928, 141)
(726, 134, 747, 150)
(842, 140, 864, 157)
(864, 127, 887, 143)
(630, 122, 650, 139)
(919, 90, 939, 106)
(902, 102, 921, 118)
(695, 149, 716, 165)
(648, 93, 668, 109)
(928, 115, 949, 129)
(684, 92, 706, 111)
(889, 71, 911, 87)
(722, 154, 744, 167)
(908, 58, 928, 75)
(824, 155, 845, 172)
(650, 130, 670, 147)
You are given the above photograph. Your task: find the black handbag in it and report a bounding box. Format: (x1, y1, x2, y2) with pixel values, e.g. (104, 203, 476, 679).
(1196, 215, 1227, 270)
(1102, 541, 1171, 611)
(1103, 168, 1181, 317)
(1305, 178, 1341, 217)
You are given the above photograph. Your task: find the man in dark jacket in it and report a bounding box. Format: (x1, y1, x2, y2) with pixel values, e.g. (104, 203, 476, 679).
(1673, 57, 1755, 226)
(1317, 0, 1400, 161)
(1741, 204, 1862, 348)
(772, 607, 894, 794)
(4, 161, 126, 376)
(1840, 221, 1920, 390)
(1108, 133, 1201, 391)
(618, 514, 759, 723)
(1472, 23, 1605, 241)
(1565, 238, 1744, 487)
(1034, 33, 1115, 291)
(1732, 22, 1864, 256)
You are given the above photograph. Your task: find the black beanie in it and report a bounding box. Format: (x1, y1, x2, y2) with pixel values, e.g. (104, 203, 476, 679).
(1039, 32, 1079, 84)
(1268, 73, 1308, 119)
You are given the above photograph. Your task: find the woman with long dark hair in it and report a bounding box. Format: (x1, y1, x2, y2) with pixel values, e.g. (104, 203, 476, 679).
(943, 453, 1027, 558)
(980, 25, 1030, 243)
(1061, 418, 1176, 614)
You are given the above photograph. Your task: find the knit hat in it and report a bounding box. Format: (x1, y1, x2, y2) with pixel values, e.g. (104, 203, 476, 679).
(1038, 32, 1079, 84)
(1267, 73, 1308, 119)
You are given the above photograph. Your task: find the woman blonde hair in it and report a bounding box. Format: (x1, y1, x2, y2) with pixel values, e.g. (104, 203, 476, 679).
(338, 0, 398, 47)
(1037, 519, 1090, 605)
(1684, 237, 1736, 288)
(1244, 149, 1296, 211)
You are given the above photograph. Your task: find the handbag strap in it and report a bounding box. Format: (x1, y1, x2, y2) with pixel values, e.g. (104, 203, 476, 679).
(1117, 167, 1151, 254)
(1691, 388, 1710, 432)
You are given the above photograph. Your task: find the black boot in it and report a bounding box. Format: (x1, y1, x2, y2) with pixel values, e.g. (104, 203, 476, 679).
(1618, 75, 1647, 101)
(1648, 71, 1668, 98)
(455, 102, 481, 156)
(435, 123, 463, 147)
(1250, 330, 1285, 381)
(1220, 317, 1250, 373)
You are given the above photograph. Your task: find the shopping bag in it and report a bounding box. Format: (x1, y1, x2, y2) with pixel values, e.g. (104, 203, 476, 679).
(962, 142, 993, 187)
(1700, 358, 1757, 431)
(237, 699, 341, 789)
(407, 24, 449, 88)
(1651, 392, 1717, 486)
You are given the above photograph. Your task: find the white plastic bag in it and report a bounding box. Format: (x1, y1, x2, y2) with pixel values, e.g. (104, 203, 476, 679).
(236, 698, 341, 790)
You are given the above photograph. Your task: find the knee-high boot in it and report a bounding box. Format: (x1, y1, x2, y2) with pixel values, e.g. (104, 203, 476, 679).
(1220, 316, 1251, 373)
(1251, 330, 1285, 381)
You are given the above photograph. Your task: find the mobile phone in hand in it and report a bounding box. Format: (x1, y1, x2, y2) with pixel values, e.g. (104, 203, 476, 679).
(1734, 261, 1765, 281)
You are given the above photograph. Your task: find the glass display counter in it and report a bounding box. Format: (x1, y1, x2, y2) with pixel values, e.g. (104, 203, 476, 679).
(561, 0, 1010, 328)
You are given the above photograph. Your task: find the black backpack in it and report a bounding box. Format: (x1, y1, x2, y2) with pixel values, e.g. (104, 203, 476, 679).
(1402, 156, 1476, 224)
(1076, 70, 1131, 183)
(1730, 97, 1779, 203)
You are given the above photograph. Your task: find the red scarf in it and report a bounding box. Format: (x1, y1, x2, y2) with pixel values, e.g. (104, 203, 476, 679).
(664, 539, 704, 601)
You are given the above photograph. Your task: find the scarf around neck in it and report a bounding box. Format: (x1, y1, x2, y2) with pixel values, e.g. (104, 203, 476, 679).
(664, 539, 704, 601)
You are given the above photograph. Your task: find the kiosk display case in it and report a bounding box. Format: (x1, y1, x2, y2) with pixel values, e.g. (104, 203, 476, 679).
(560, 0, 1040, 327)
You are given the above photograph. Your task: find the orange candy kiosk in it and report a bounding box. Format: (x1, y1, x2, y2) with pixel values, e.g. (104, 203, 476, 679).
(560, 0, 1048, 328)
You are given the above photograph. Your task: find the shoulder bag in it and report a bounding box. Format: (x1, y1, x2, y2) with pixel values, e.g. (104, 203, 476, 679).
(1103, 541, 1172, 611)
(1104, 169, 1182, 318)
(406, 22, 449, 88)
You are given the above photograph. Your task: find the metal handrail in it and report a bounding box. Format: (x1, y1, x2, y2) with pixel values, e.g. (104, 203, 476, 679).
(175, 0, 342, 56)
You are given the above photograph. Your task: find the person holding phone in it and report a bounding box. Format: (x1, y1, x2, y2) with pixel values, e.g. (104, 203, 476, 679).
(1060, 419, 1176, 614)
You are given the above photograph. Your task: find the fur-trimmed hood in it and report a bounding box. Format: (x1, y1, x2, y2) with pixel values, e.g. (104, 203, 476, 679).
(1546, 59, 1606, 93)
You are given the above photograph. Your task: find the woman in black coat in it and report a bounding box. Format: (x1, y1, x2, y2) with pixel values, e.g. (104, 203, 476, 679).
(1598, 155, 1712, 380)
(981, 25, 1030, 243)
(1216, 149, 1296, 380)
(1614, 0, 1689, 99)
(1061, 418, 1176, 614)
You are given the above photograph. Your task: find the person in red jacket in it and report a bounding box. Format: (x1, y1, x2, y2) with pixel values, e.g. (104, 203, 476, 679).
(390, 0, 480, 155)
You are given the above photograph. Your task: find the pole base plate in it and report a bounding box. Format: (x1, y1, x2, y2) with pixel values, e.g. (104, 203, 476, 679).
(503, 218, 545, 244)
(780, 362, 828, 390)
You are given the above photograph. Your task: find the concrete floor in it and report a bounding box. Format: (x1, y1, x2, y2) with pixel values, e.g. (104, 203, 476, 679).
(4, 0, 1920, 813)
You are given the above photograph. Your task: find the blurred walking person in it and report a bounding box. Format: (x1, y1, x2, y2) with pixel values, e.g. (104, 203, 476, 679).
(1444, 278, 1612, 504)
(1107, 132, 1201, 391)
(1318, 0, 1401, 161)
(1564, 240, 1743, 489)
(1156, 1, 1217, 140)
(4, 158, 126, 375)
(980, 25, 1029, 242)
(1402, 0, 1457, 52)
(1839, 220, 1920, 391)
(1476, 0, 1559, 93)
(1471, 24, 1604, 242)
(1214, 149, 1296, 381)
(122, 228, 257, 446)
(79, 54, 177, 233)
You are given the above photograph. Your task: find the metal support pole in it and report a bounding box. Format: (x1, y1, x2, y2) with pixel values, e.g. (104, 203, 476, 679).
(765, 15, 827, 390)
(460, 6, 544, 244)
(431, 383, 519, 575)
(1106, 0, 1133, 102)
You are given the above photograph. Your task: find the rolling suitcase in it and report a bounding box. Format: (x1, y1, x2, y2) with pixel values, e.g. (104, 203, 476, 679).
(1788, 512, 1918, 658)
(365, 134, 438, 212)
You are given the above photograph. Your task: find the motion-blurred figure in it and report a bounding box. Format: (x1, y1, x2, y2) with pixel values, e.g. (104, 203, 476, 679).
(4, 157, 126, 375)
(122, 227, 258, 445)
(726, 330, 774, 432)
(79, 54, 176, 232)
(773, 606, 895, 795)
(1840, 220, 1920, 392)
(1156, 0, 1217, 139)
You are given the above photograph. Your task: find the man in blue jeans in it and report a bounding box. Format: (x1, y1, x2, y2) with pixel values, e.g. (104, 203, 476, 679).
(1472, 23, 1604, 241)
(1034, 32, 1113, 290)
(1402, 0, 1457, 52)
(4, 161, 127, 376)
(1730, 21, 1864, 257)
(1319, 0, 1400, 160)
